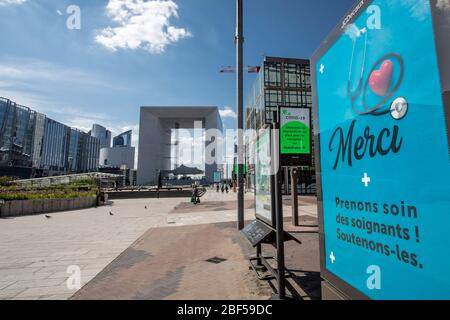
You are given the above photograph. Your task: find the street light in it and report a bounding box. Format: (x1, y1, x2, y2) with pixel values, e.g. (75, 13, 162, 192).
(236, 0, 245, 230)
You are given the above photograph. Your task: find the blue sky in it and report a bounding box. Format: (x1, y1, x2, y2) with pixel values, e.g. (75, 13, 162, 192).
(0, 0, 355, 161)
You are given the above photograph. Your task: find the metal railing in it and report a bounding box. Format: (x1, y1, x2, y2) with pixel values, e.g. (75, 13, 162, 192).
(14, 172, 122, 188)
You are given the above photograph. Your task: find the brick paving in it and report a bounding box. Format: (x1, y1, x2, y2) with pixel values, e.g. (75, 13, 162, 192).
(72, 222, 274, 300)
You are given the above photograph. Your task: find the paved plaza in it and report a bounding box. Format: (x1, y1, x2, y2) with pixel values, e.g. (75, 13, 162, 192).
(0, 190, 318, 300)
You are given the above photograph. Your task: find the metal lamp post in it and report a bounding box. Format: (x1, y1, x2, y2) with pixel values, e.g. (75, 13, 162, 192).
(236, 0, 245, 230)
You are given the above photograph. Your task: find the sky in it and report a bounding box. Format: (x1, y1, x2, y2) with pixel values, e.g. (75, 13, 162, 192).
(0, 0, 356, 169)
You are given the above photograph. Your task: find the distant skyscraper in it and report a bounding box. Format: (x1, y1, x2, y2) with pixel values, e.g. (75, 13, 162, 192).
(68, 128, 101, 173)
(101, 130, 135, 169)
(91, 124, 112, 149)
(113, 130, 132, 147)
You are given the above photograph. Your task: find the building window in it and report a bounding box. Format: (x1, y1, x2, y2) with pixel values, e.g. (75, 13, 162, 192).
(284, 63, 302, 88)
(285, 91, 301, 106)
(302, 91, 312, 108)
(265, 90, 282, 107)
(301, 65, 311, 89)
(264, 62, 281, 87)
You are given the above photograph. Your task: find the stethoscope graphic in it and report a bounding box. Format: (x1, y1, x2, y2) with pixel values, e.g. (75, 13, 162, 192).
(347, 28, 408, 120)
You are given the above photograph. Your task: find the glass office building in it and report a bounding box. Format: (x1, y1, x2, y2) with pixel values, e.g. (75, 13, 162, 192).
(0, 97, 100, 178)
(40, 118, 71, 172)
(0, 97, 43, 169)
(245, 56, 311, 130)
(40, 121, 100, 174)
(113, 130, 132, 147)
(91, 124, 112, 149)
(244, 57, 313, 192)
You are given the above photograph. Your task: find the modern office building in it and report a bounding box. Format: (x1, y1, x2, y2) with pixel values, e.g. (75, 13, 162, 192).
(0, 98, 45, 177)
(0, 97, 100, 178)
(245, 56, 311, 130)
(79, 131, 101, 173)
(244, 56, 313, 192)
(113, 130, 132, 148)
(31, 113, 46, 169)
(100, 128, 135, 170)
(40, 118, 71, 172)
(91, 124, 112, 149)
(99, 146, 135, 169)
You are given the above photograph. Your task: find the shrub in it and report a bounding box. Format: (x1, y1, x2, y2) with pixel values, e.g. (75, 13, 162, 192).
(0, 176, 16, 187)
(0, 191, 96, 201)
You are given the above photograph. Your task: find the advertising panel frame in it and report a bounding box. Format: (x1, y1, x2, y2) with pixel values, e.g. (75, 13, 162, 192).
(311, 0, 450, 300)
(277, 106, 313, 167)
(254, 125, 276, 228)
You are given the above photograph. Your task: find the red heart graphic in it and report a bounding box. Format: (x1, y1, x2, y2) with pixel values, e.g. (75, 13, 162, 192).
(369, 60, 394, 96)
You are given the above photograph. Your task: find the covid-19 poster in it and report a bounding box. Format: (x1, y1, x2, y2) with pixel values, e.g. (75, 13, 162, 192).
(312, 0, 450, 299)
(280, 107, 311, 155)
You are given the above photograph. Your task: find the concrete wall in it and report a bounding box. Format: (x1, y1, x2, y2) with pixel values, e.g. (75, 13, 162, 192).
(0, 197, 97, 218)
(100, 146, 135, 169)
(108, 190, 191, 200)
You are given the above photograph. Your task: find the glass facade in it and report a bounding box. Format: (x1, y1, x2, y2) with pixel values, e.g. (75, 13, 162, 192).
(0, 97, 100, 177)
(41, 118, 71, 171)
(246, 57, 312, 128)
(31, 112, 46, 168)
(113, 130, 132, 147)
(0, 98, 41, 168)
(91, 124, 112, 149)
(245, 57, 313, 191)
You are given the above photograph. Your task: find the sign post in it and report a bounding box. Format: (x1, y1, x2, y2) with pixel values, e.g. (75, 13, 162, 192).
(290, 168, 299, 226)
(312, 0, 450, 300)
(272, 116, 286, 300)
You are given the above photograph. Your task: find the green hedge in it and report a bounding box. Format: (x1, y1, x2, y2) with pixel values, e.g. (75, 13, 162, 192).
(0, 177, 100, 201)
(0, 191, 97, 201)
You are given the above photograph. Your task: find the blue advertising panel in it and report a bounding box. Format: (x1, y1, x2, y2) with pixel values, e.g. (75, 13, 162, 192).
(312, 0, 450, 299)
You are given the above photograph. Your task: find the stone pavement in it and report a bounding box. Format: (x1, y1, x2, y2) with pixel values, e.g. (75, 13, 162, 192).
(0, 190, 319, 300)
(71, 221, 273, 300)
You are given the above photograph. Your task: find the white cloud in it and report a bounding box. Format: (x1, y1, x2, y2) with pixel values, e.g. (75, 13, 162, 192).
(95, 0, 191, 54)
(0, 0, 27, 6)
(0, 57, 119, 89)
(219, 107, 237, 119)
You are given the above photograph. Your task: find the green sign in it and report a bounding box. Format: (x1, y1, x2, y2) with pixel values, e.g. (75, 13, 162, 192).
(233, 164, 247, 175)
(280, 107, 311, 155)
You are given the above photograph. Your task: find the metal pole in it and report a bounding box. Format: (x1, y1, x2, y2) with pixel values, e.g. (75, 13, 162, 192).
(236, 0, 245, 230)
(291, 168, 299, 226)
(272, 118, 286, 300)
